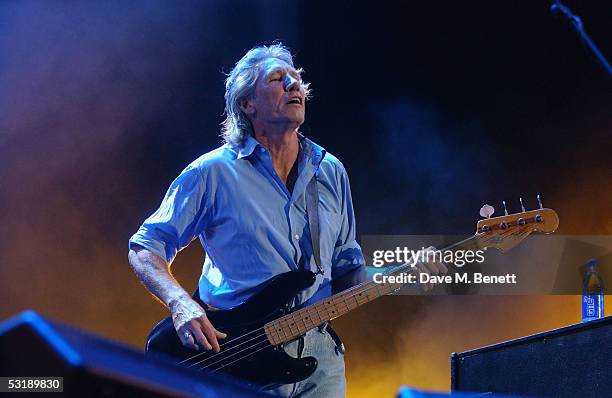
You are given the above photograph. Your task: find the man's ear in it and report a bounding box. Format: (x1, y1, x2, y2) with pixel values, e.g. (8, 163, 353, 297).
(240, 98, 255, 116)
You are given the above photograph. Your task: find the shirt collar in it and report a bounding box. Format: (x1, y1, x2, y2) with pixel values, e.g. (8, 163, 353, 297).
(233, 133, 326, 165)
(234, 135, 260, 159)
(298, 133, 326, 167)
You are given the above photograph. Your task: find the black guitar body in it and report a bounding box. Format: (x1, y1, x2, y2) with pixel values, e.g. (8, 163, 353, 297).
(146, 269, 318, 388)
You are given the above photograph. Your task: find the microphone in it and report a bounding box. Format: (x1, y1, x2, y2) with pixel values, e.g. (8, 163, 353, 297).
(548, 0, 612, 77)
(549, 0, 583, 31)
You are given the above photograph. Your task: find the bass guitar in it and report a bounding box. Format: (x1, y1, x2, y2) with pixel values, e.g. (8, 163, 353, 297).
(146, 204, 559, 388)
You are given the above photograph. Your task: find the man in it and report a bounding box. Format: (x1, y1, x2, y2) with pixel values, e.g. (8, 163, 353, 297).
(128, 43, 445, 397)
(128, 43, 363, 397)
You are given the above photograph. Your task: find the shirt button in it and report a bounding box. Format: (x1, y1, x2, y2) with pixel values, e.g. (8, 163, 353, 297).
(294, 234, 300, 240)
(260, 147, 265, 153)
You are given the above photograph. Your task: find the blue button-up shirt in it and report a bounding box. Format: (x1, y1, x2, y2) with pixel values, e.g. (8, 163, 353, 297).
(129, 135, 364, 309)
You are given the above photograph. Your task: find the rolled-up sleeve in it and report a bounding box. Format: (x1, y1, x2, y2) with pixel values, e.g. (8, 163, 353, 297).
(331, 163, 365, 279)
(129, 164, 208, 263)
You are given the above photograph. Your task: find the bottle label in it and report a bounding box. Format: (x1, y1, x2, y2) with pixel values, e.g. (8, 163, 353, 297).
(582, 294, 604, 321)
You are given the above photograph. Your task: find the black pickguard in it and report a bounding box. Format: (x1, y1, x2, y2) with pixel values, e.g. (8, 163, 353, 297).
(146, 269, 319, 388)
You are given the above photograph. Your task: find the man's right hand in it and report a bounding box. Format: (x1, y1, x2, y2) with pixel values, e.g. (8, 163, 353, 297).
(169, 298, 227, 352)
(127, 247, 227, 352)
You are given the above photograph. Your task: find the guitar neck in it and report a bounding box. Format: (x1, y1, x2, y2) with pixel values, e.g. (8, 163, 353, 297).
(264, 234, 483, 345)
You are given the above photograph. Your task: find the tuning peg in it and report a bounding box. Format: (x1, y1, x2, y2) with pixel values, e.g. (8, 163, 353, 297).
(537, 194, 543, 209)
(520, 197, 526, 212)
(502, 200, 509, 216)
(479, 204, 495, 219)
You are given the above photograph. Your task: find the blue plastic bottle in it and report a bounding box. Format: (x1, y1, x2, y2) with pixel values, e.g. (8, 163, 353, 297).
(582, 259, 604, 322)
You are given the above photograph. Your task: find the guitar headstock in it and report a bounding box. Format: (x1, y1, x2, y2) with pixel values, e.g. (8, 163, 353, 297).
(475, 200, 559, 252)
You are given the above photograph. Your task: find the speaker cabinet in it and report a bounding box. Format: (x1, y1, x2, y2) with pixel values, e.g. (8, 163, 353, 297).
(0, 310, 266, 397)
(451, 315, 612, 398)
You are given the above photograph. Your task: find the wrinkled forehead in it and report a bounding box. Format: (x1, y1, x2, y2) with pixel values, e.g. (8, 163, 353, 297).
(258, 57, 300, 78)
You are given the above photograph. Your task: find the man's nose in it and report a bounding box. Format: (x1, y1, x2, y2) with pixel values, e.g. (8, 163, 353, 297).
(284, 75, 300, 92)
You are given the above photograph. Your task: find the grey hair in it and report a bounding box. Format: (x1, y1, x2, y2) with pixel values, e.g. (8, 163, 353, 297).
(221, 43, 311, 145)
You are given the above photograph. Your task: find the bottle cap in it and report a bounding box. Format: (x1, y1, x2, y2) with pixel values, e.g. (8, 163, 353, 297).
(586, 259, 599, 268)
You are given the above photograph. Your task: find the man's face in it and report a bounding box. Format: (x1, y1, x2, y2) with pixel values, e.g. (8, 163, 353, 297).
(242, 58, 306, 129)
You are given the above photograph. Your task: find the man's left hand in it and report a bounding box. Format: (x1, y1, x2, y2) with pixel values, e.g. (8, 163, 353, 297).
(411, 246, 449, 291)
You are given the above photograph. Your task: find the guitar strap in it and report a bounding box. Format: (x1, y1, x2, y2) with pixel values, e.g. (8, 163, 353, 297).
(305, 173, 345, 354)
(305, 172, 324, 276)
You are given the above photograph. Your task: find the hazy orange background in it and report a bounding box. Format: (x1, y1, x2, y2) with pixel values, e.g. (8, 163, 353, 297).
(0, 2, 610, 397)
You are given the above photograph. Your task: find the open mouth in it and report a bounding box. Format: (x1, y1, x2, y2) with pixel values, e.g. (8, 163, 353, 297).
(287, 97, 302, 105)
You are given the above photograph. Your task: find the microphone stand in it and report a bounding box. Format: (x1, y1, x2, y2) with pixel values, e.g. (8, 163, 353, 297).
(550, 0, 612, 78)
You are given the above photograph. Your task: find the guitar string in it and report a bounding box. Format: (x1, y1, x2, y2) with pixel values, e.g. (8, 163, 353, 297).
(179, 276, 392, 368)
(207, 342, 274, 374)
(196, 336, 270, 371)
(180, 228, 524, 370)
(178, 326, 265, 364)
(186, 278, 393, 370)
(188, 335, 271, 369)
(193, 268, 441, 371)
(180, 278, 392, 369)
(198, 220, 527, 362)
(178, 278, 376, 365)
(199, 232, 512, 371)
(184, 331, 268, 367)
(178, 233, 485, 367)
(178, 335, 263, 367)
(182, 266, 441, 370)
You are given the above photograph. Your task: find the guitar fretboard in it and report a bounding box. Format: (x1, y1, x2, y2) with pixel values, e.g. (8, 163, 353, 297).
(264, 234, 483, 345)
